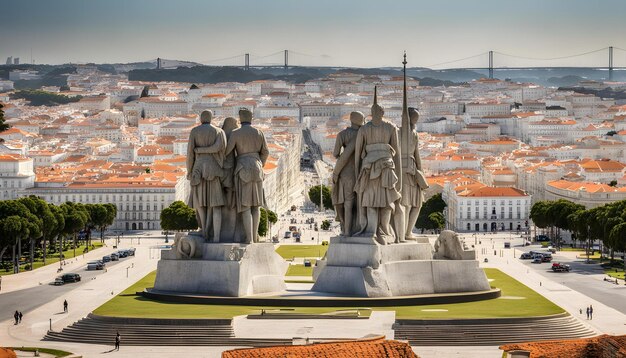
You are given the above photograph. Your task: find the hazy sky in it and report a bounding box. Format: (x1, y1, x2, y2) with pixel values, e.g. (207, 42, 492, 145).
(2, 0, 626, 68)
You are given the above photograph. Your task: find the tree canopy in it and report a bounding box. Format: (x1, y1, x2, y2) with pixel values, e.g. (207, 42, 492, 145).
(0, 103, 9, 132)
(160, 201, 198, 232)
(415, 193, 447, 231)
(309, 185, 333, 210)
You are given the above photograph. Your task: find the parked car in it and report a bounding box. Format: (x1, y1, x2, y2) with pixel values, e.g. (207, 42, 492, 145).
(284, 231, 292, 239)
(62, 273, 81, 283)
(54, 277, 65, 285)
(304, 259, 312, 267)
(535, 235, 550, 242)
(110, 253, 119, 261)
(532, 256, 543, 264)
(102, 255, 111, 263)
(552, 262, 570, 272)
(87, 261, 104, 270)
(546, 247, 556, 253)
(541, 253, 553, 262)
(504, 242, 511, 249)
(117, 250, 129, 258)
(520, 252, 532, 260)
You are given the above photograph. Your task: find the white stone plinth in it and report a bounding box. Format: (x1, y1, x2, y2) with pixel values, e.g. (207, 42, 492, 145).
(154, 242, 287, 297)
(312, 236, 490, 297)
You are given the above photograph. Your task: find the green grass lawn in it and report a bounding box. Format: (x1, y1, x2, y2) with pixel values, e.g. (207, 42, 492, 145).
(9, 347, 73, 357)
(286, 262, 316, 276)
(604, 268, 625, 280)
(275, 245, 327, 259)
(1, 242, 104, 276)
(560, 248, 586, 252)
(94, 268, 563, 319)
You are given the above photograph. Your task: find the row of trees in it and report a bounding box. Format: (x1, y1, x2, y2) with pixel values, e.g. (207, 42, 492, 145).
(0, 197, 117, 273)
(159, 201, 278, 239)
(530, 199, 626, 262)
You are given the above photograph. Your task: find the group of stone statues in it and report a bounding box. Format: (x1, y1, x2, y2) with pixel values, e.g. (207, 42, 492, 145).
(186, 109, 269, 244)
(332, 88, 429, 245)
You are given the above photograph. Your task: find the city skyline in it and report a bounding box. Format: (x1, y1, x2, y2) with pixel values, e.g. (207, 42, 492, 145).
(2, 0, 626, 68)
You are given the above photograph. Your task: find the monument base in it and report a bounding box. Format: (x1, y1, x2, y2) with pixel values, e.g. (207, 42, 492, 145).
(154, 241, 287, 297)
(312, 236, 490, 298)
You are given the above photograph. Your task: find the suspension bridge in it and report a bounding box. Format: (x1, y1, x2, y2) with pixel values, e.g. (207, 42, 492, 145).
(153, 46, 626, 80)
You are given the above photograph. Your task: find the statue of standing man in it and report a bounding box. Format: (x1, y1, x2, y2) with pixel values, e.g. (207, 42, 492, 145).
(332, 111, 364, 236)
(354, 88, 402, 244)
(226, 108, 269, 244)
(187, 110, 227, 242)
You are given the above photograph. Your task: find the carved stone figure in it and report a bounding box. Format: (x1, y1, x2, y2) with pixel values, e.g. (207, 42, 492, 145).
(220, 117, 241, 241)
(433, 230, 476, 260)
(187, 110, 227, 242)
(332, 111, 364, 236)
(354, 88, 402, 244)
(401, 107, 429, 239)
(225, 109, 269, 244)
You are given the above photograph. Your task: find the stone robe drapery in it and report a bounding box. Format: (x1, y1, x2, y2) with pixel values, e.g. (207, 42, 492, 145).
(186, 124, 226, 209)
(355, 120, 402, 208)
(225, 123, 270, 212)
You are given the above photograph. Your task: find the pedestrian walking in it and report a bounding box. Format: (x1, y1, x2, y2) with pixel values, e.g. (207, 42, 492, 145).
(18, 311, 22, 323)
(114, 331, 121, 350)
(63, 300, 68, 313)
(589, 305, 593, 320)
(13, 310, 18, 325)
(586, 306, 590, 320)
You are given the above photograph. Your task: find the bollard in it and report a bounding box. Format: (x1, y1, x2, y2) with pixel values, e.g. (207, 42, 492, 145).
(49, 318, 52, 332)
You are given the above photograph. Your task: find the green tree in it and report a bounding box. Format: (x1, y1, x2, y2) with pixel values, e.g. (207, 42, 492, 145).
(609, 223, 626, 261)
(17, 196, 50, 270)
(46, 204, 65, 265)
(415, 193, 447, 232)
(321, 219, 331, 231)
(0, 103, 10, 132)
(428, 212, 446, 233)
(0, 200, 38, 273)
(530, 201, 551, 239)
(309, 185, 332, 210)
(60, 202, 89, 259)
(99, 203, 117, 243)
(258, 207, 278, 238)
(160, 201, 198, 241)
(85, 204, 108, 248)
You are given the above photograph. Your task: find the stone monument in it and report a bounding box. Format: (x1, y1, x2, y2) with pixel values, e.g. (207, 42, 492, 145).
(153, 109, 287, 297)
(312, 54, 491, 297)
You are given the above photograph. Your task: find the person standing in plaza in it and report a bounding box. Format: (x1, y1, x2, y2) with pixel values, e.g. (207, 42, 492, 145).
(13, 310, 18, 325)
(18, 311, 22, 323)
(63, 300, 68, 313)
(114, 331, 121, 351)
(589, 305, 593, 320)
(586, 306, 590, 320)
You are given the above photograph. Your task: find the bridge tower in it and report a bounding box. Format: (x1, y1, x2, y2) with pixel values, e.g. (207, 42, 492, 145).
(488, 51, 494, 79)
(157, 57, 161, 70)
(284, 50, 288, 70)
(609, 46, 614, 81)
(245, 53, 250, 71)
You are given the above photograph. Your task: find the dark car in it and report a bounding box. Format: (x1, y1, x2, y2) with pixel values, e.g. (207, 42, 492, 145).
(62, 273, 81, 283)
(117, 250, 129, 258)
(552, 262, 570, 272)
(520, 252, 532, 259)
(535, 235, 550, 242)
(110, 253, 119, 261)
(128, 248, 136, 256)
(541, 253, 553, 262)
(532, 256, 543, 263)
(102, 255, 111, 263)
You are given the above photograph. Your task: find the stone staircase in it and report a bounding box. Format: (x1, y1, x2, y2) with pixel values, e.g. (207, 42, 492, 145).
(44, 314, 292, 347)
(393, 313, 597, 346)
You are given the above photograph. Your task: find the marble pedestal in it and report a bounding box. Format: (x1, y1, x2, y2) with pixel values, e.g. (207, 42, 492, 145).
(154, 241, 287, 297)
(312, 236, 490, 297)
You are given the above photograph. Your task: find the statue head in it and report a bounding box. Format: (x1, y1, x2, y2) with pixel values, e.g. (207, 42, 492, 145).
(222, 116, 239, 135)
(239, 108, 253, 124)
(349, 111, 365, 127)
(408, 107, 419, 126)
(200, 110, 213, 124)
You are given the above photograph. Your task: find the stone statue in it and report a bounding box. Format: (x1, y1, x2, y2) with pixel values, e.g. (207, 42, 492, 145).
(187, 110, 227, 242)
(433, 230, 476, 260)
(225, 108, 269, 244)
(354, 87, 402, 244)
(220, 117, 241, 241)
(332, 111, 364, 236)
(401, 108, 429, 240)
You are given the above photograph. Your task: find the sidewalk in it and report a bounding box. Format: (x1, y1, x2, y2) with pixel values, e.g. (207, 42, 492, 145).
(482, 247, 626, 336)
